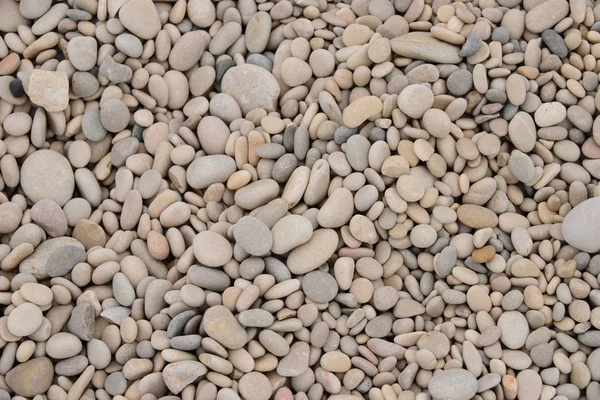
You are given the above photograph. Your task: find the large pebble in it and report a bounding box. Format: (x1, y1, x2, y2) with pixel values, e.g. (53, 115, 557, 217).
(233, 216, 273, 256)
(187, 155, 236, 189)
(287, 229, 339, 275)
(203, 305, 247, 349)
(562, 197, 600, 252)
(391, 32, 462, 63)
(271, 215, 313, 254)
(193, 231, 232, 267)
(7, 302, 43, 337)
(119, 0, 161, 39)
(6, 357, 54, 397)
(525, 0, 569, 33)
(302, 270, 339, 303)
(221, 64, 280, 113)
(428, 369, 478, 400)
(343, 96, 382, 128)
(20, 150, 74, 206)
(162, 361, 207, 394)
(498, 310, 530, 349)
(28, 70, 69, 112)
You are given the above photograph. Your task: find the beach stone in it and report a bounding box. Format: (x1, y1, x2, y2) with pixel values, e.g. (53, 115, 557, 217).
(20, 150, 74, 206)
(237, 309, 274, 327)
(119, 0, 161, 39)
(68, 303, 96, 341)
(169, 31, 206, 71)
(100, 98, 129, 133)
(281, 57, 312, 87)
(516, 370, 542, 400)
(203, 305, 247, 349)
(7, 302, 43, 337)
(31, 199, 68, 237)
(6, 357, 53, 397)
(0, 0, 30, 32)
(20, 237, 85, 279)
(459, 33, 482, 57)
(28, 70, 69, 112)
(3, 111, 31, 136)
(447, 69, 473, 96)
(542, 30, 568, 58)
(398, 84, 434, 119)
(233, 216, 273, 256)
(508, 112, 537, 152)
(239, 372, 272, 400)
(302, 270, 338, 303)
(428, 369, 478, 400)
(82, 109, 107, 142)
(457, 205, 498, 228)
(277, 342, 310, 377)
(9, 79, 24, 97)
(391, 32, 462, 63)
(221, 64, 280, 113)
(187, 0, 215, 27)
(162, 361, 207, 394)
(317, 188, 354, 228)
(67, 37, 97, 71)
(46, 245, 86, 277)
(99, 56, 132, 83)
(0, 202, 22, 234)
(193, 231, 232, 267)
(343, 96, 382, 128)
(287, 229, 339, 275)
(525, 0, 569, 33)
(535, 102, 566, 127)
(271, 215, 313, 254)
(417, 331, 450, 358)
(562, 197, 600, 252)
(186, 267, 229, 294)
(187, 155, 236, 189)
(321, 351, 352, 372)
(498, 311, 530, 349)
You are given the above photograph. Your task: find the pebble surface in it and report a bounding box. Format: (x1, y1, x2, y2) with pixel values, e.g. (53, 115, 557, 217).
(1, 0, 600, 400)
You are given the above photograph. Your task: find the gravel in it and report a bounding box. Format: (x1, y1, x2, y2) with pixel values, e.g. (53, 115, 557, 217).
(1, 0, 600, 399)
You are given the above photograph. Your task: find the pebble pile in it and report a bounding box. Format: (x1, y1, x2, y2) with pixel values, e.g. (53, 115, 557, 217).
(2, 0, 600, 399)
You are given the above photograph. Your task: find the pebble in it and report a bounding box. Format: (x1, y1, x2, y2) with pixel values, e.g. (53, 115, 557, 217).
(287, 229, 338, 275)
(192, 231, 233, 267)
(562, 197, 600, 252)
(428, 369, 478, 400)
(100, 98, 129, 133)
(7, 302, 43, 337)
(233, 216, 273, 256)
(31, 198, 68, 237)
(343, 96, 383, 128)
(6, 357, 54, 397)
(28, 69, 69, 111)
(68, 303, 95, 341)
(221, 64, 280, 113)
(302, 270, 339, 303)
(277, 342, 310, 377)
(20, 150, 74, 206)
(67, 37, 97, 71)
(187, 155, 236, 189)
(163, 361, 207, 394)
(498, 311, 530, 350)
(118, 0, 161, 39)
(238, 371, 272, 400)
(0, 0, 599, 398)
(398, 84, 434, 119)
(525, 0, 569, 33)
(202, 305, 247, 349)
(391, 32, 462, 63)
(542, 30, 569, 58)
